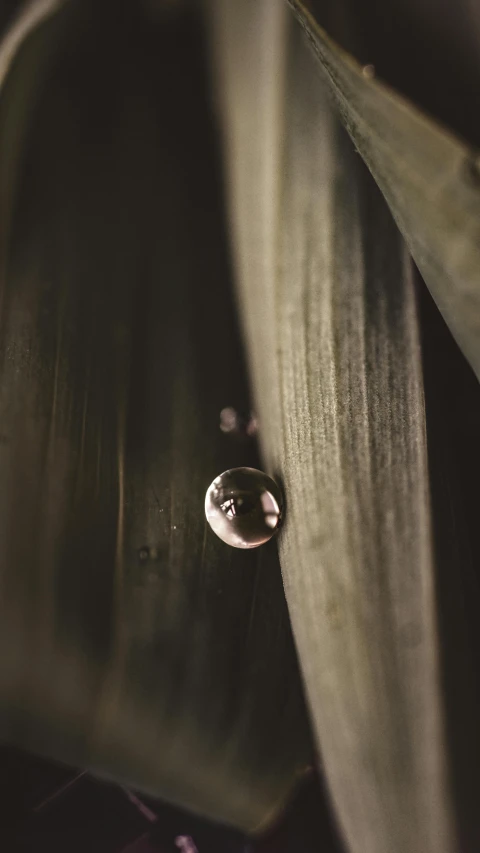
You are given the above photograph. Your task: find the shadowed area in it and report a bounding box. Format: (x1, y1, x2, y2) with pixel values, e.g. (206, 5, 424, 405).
(0, 0, 312, 831)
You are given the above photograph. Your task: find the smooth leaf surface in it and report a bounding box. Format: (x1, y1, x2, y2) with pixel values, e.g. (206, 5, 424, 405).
(0, 1, 312, 831)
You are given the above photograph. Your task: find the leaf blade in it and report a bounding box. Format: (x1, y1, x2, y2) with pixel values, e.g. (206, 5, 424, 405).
(0, 1, 312, 830)
(287, 0, 480, 383)
(208, 1, 456, 850)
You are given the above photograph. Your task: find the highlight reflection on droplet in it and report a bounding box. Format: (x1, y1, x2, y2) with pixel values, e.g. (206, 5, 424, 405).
(205, 467, 283, 549)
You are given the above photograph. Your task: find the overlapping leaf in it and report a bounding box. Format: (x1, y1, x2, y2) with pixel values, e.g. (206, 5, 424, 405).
(208, 1, 464, 850)
(288, 0, 480, 382)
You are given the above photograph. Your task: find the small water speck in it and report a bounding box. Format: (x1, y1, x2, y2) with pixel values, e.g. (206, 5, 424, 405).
(219, 407, 258, 439)
(245, 413, 258, 436)
(173, 525, 177, 530)
(362, 63, 375, 79)
(138, 546, 162, 563)
(175, 837, 198, 853)
(220, 406, 238, 433)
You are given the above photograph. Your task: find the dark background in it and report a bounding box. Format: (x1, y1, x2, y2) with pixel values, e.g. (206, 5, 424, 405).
(0, 746, 343, 852)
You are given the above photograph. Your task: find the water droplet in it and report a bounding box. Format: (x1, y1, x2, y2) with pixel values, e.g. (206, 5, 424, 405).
(219, 406, 239, 433)
(205, 467, 283, 549)
(245, 413, 258, 436)
(175, 837, 198, 853)
(362, 63, 375, 79)
(219, 407, 258, 439)
(138, 546, 163, 563)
